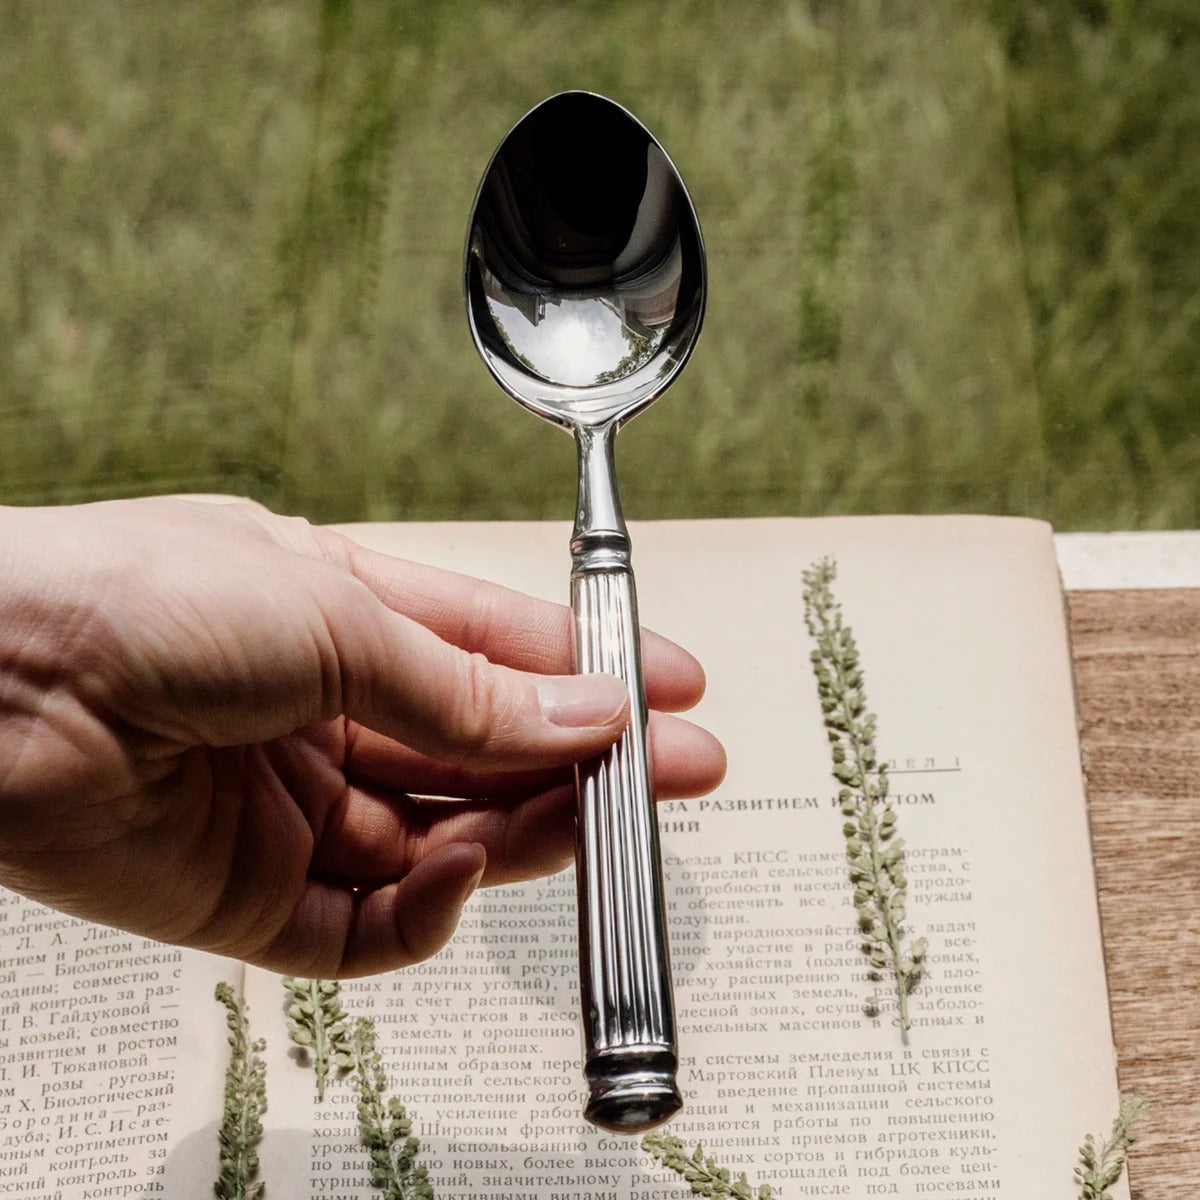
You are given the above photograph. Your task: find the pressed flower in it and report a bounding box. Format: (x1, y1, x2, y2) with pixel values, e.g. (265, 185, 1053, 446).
(1075, 1095, 1150, 1200)
(283, 976, 354, 1101)
(803, 556, 924, 1031)
(214, 983, 266, 1200)
(643, 1133, 776, 1199)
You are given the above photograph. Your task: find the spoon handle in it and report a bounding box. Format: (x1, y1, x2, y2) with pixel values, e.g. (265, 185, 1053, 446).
(570, 438, 680, 1133)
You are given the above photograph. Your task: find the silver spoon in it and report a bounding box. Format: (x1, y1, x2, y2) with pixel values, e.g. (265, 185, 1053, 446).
(464, 91, 706, 1133)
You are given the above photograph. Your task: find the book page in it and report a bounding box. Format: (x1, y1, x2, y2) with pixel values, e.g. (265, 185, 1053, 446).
(0, 886, 236, 1199)
(246, 515, 1122, 1198)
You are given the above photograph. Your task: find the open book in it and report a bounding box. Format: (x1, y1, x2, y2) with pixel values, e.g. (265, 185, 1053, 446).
(0, 516, 1125, 1199)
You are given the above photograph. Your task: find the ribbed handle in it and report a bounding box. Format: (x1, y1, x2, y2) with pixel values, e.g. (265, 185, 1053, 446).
(572, 556, 680, 1133)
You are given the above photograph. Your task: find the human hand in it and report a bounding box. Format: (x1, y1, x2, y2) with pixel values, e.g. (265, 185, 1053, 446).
(0, 498, 724, 977)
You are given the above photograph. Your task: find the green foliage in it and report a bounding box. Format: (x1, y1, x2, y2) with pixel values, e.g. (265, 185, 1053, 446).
(1075, 1094, 1151, 1200)
(0, 2, 1196, 527)
(282, 979, 434, 1195)
(803, 557, 926, 1030)
(282, 976, 353, 1102)
(990, 1, 1200, 527)
(214, 983, 267, 1200)
(642, 1133, 776, 1199)
(351, 1017, 435, 1200)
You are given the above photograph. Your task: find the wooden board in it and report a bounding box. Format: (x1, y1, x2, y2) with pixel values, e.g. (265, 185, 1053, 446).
(1069, 589, 1200, 1198)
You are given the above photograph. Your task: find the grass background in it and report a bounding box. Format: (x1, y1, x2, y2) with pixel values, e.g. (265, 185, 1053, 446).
(1, 0, 1197, 529)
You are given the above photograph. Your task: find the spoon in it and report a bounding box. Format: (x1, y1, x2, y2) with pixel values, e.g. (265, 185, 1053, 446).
(464, 91, 706, 1132)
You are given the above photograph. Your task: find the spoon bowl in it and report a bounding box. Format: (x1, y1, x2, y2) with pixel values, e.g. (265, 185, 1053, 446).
(465, 90, 705, 428)
(465, 92, 707, 1133)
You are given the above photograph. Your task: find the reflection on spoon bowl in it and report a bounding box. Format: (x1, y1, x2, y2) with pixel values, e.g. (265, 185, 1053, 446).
(465, 90, 704, 426)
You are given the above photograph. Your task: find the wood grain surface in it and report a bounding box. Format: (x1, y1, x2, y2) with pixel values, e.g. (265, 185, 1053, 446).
(1069, 589, 1200, 1199)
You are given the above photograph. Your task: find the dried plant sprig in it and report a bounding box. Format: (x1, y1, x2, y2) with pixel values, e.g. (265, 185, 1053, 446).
(802, 556, 926, 1030)
(1075, 1094, 1151, 1199)
(214, 982, 267, 1200)
(351, 1017, 435, 1200)
(642, 1133, 776, 1199)
(282, 976, 354, 1101)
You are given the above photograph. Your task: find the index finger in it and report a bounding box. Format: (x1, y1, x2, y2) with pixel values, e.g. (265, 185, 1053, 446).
(315, 529, 707, 713)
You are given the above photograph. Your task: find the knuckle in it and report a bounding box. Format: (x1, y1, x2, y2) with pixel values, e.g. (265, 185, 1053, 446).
(274, 513, 321, 554)
(450, 650, 502, 761)
(458, 579, 499, 652)
(310, 523, 355, 569)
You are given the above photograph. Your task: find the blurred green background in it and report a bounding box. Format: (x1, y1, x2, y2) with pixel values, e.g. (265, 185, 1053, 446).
(1, 0, 1197, 528)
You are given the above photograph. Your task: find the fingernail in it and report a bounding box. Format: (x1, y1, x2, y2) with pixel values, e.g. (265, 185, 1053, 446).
(537, 673, 628, 727)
